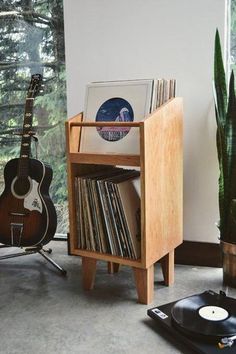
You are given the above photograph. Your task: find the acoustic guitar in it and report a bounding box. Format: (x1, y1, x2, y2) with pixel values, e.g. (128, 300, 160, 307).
(0, 74, 57, 247)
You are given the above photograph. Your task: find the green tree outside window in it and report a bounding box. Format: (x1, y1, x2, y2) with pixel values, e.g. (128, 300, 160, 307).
(0, 0, 67, 235)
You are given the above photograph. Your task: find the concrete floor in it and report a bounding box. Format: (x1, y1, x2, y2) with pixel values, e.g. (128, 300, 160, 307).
(0, 240, 235, 354)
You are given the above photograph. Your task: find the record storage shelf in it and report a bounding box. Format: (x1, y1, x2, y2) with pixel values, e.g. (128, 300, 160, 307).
(65, 98, 183, 304)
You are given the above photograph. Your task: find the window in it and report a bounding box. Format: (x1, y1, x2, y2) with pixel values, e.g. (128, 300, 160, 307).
(0, 0, 67, 236)
(229, 0, 236, 74)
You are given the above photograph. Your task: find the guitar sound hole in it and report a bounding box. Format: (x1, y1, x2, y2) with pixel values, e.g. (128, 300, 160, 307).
(12, 177, 31, 198)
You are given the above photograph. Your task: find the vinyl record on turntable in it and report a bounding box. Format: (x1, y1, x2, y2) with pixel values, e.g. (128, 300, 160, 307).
(171, 290, 236, 341)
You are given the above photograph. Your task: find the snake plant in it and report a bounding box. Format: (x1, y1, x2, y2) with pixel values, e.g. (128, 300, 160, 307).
(214, 29, 236, 243)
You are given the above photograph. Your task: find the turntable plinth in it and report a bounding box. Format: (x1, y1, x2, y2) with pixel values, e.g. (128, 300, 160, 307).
(148, 290, 236, 354)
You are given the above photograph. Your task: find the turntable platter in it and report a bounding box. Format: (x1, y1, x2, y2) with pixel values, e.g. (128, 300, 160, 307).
(171, 290, 236, 341)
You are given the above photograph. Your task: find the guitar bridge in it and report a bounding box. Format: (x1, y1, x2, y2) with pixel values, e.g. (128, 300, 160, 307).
(10, 223, 24, 246)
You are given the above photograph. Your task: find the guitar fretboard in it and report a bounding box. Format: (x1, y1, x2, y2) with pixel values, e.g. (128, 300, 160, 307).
(17, 98, 34, 178)
(16, 74, 42, 179)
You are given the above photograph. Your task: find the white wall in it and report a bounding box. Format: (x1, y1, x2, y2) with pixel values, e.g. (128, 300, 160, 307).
(64, 0, 226, 243)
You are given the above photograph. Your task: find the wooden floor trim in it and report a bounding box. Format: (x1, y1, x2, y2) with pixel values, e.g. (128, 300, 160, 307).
(175, 241, 222, 267)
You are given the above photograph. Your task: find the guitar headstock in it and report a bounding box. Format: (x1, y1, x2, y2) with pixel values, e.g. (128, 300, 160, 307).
(27, 74, 43, 99)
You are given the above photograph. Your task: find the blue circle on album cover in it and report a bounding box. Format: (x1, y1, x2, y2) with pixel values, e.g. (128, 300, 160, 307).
(95, 97, 134, 142)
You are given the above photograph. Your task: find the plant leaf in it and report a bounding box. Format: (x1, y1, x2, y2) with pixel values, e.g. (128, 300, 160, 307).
(214, 29, 227, 125)
(213, 30, 229, 238)
(230, 199, 236, 224)
(223, 71, 236, 241)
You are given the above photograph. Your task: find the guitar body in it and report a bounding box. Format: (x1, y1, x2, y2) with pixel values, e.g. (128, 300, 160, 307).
(0, 158, 57, 247)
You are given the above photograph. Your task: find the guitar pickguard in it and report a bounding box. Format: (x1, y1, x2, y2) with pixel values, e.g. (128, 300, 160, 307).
(23, 179, 43, 213)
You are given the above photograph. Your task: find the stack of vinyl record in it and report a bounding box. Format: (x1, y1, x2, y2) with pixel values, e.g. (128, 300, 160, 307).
(80, 78, 176, 156)
(155, 78, 176, 109)
(74, 167, 141, 259)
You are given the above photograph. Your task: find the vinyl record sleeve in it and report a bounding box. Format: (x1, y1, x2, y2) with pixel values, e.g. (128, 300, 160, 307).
(80, 80, 154, 154)
(115, 176, 141, 259)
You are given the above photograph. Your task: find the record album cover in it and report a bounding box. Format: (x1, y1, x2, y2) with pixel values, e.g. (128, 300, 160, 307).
(80, 79, 154, 154)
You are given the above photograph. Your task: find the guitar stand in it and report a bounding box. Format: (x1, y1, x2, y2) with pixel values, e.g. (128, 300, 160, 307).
(0, 244, 67, 275)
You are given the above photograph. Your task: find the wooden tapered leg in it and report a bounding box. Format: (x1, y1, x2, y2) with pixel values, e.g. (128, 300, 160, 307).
(82, 257, 97, 290)
(107, 262, 121, 274)
(160, 250, 174, 286)
(133, 265, 154, 304)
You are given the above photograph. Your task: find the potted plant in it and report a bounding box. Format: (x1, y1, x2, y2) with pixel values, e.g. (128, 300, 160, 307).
(214, 29, 236, 286)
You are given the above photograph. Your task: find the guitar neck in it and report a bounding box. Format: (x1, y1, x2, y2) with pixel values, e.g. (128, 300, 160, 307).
(17, 74, 42, 179)
(18, 98, 34, 178)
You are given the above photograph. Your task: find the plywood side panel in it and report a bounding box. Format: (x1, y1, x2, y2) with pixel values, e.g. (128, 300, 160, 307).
(66, 112, 83, 153)
(141, 98, 183, 267)
(65, 116, 82, 252)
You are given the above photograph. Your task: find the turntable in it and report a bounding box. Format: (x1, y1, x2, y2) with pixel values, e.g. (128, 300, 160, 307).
(147, 290, 236, 354)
